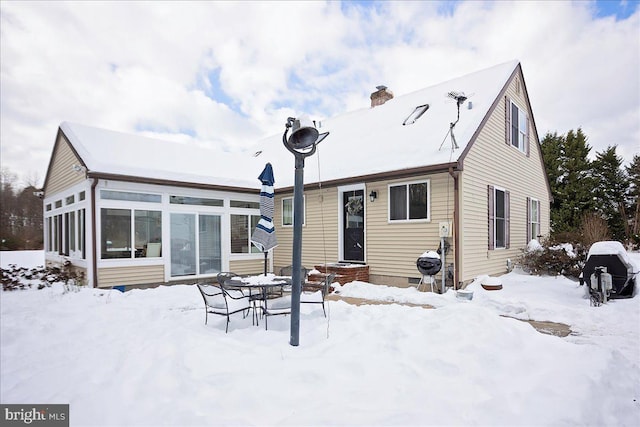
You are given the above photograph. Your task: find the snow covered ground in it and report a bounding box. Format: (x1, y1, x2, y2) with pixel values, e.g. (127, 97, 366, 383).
(1, 250, 639, 426)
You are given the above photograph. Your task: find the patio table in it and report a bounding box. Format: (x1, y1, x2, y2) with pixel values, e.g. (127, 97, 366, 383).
(224, 275, 290, 326)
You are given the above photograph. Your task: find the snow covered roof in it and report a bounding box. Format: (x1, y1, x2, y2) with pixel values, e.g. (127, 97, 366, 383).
(58, 60, 520, 191)
(254, 60, 519, 188)
(60, 122, 263, 190)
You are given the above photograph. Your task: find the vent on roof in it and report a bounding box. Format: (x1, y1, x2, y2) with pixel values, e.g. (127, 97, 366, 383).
(370, 86, 394, 107)
(403, 104, 430, 125)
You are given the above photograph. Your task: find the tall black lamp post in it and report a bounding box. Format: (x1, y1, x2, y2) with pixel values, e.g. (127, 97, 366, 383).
(283, 116, 329, 346)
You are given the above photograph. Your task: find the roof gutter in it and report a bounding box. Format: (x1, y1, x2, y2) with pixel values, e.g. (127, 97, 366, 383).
(86, 172, 257, 194)
(276, 162, 459, 193)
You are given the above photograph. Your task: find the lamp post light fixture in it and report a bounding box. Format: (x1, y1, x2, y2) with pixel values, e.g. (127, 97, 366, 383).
(283, 116, 329, 346)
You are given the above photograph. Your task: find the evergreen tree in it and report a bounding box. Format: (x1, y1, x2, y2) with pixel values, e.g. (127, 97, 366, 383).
(591, 146, 628, 241)
(554, 128, 594, 233)
(626, 154, 640, 246)
(541, 131, 565, 232)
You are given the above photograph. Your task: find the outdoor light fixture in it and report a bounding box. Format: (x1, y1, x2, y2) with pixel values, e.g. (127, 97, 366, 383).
(369, 190, 378, 202)
(283, 115, 329, 347)
(284, 116, 329, 154)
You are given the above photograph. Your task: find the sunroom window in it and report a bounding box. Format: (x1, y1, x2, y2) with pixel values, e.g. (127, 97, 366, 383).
(101, 208, 162, 259)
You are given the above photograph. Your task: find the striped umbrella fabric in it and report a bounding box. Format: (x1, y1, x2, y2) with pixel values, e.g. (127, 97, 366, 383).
(251, 163, 278, 253)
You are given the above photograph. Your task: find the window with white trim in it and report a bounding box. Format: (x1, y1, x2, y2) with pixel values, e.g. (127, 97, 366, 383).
(505, 97, 529, 154)
(282, 196, 305, 226)
(488, 185, 510, 250)
(388, 180, 430, 221)
(231, 214, 261, 254)
(101, 209, 162, 259)
(527, 197, 540, 242)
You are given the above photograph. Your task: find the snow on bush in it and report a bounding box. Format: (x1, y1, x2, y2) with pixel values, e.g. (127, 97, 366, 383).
(520, 240, 584, 278)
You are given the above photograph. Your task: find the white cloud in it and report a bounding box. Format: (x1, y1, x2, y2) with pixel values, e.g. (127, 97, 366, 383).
(1, 0, 638, 188)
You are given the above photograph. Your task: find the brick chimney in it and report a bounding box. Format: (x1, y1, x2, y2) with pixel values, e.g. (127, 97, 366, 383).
(370, 85, 393, 107)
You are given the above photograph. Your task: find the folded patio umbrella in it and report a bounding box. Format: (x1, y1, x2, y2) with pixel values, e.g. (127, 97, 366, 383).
(251, 163, 278, 274)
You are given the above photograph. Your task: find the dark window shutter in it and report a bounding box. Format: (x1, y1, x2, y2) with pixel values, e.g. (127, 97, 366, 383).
(505, 97, 511, 146)
(526, 197, 531, 243)
(488, 185, 495, 250)
(505, 190, 511, 249)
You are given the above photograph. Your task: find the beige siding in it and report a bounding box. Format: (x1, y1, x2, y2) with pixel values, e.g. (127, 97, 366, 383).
(45, 134, 85, 196)
(97, 265, 165, 288)
(230, 259, 266, 276)
(273, 187, 339, 272)
(273, 173, 455, 285)
(366, 173, 454, 282)
(458, 71, 551, 283)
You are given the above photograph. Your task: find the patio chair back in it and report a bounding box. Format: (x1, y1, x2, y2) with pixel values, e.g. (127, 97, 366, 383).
(300, 273, 335, 317)
(279, 265, 309, 287)
(197, 282, 251, 333)
(217, 272, 238, 285)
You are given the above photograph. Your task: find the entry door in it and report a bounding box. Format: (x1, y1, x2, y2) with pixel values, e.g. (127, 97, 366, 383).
(342, 189, 365, 262)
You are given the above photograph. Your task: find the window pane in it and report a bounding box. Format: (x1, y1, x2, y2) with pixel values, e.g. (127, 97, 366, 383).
(69, 211, 76, 252)
(511, 103, 519, 148)
(64, 213, 70, 255)
(494, 190, 505, 248)
(283, 198, 293, 226)
(408, 183, 428, 219)
(79, 209, 86, 259)
(390, 185, 407, 220)
(171, 214, 196, 276)
(231, 200, 260, 209)
(170, 195, 223, 206)
(46, 217, 52, 251)
(101, 208, 131, 259)
(199, 215, 222, 274)
(250, 215, 262, 253)
(101, 190, 161, 203)
(495, 218, 505, 248)
(231, 215, 248, 253)
(135, 211, 162, 258)
(495, 190, 505, 219)
(53, 216, 58, 251)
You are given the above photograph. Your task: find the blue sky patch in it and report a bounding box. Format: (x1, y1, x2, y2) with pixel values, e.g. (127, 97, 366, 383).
(198, 68, 244, 116)
(594, 0, 638, 20)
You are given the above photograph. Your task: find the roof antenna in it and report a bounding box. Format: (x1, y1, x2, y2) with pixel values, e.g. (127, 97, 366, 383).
(439, 91, 468, 150)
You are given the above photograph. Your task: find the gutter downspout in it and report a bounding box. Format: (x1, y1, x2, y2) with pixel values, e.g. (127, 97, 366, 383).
(91, 178, 99, 288)
(448, 167, 460, 289)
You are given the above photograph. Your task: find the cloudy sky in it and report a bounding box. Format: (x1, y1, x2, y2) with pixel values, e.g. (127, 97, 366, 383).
(1, 0, 638, 188)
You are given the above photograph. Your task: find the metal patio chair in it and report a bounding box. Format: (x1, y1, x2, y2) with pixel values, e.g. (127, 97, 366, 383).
(300, 273, 335, 317)
(196, 282, 252, 333)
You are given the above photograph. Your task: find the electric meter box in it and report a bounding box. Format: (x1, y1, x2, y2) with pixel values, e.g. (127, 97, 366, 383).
(439, 221, 452, 238)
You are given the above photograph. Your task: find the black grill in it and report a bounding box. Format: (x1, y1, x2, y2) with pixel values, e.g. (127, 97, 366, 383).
(416, 256, 442, 276)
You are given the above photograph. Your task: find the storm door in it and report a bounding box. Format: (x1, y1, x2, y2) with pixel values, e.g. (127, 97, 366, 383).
(341, 189, 365, 262)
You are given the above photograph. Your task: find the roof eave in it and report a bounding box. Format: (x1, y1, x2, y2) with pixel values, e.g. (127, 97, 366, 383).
(275, 162, 460, 193)
(86, 171, 257, 194)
